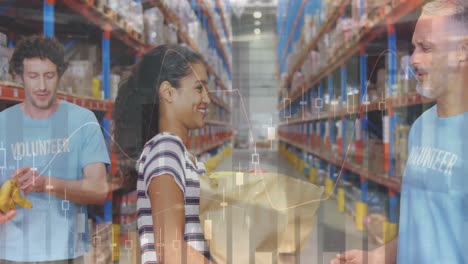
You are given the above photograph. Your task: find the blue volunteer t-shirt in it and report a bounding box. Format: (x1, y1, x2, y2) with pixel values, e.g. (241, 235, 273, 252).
(0, 101, 110, 262)
(397, 105, 467, 264)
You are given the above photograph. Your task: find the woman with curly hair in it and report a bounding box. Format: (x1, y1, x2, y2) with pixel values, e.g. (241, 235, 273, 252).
(113, 44, 214, 264)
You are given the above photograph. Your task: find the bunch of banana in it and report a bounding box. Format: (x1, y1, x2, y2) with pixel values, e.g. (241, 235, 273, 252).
(0, 179, 33, 213)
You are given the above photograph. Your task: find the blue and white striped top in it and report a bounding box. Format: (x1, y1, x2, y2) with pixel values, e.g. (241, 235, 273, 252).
(136, 132, 210, 264)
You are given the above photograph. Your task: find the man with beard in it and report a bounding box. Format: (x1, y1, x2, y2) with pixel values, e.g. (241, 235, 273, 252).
(331, 0, 468, 263)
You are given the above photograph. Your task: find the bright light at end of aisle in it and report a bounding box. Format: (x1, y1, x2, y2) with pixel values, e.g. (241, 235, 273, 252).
(268, 127, 276, 140)
(253, 11, 262, 19)
(254, 28, 261, 35)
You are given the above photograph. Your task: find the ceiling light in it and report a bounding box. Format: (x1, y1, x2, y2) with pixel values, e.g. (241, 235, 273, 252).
(254, 28, 261, 35)
(253, 11, 262, 19)
(254, 20, 261, 26)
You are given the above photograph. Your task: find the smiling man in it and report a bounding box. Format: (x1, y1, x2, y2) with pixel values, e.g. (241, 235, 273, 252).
(0, 35, 110, 263)
(331, 0, 468, 263)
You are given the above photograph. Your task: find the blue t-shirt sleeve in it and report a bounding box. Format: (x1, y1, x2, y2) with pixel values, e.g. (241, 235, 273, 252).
(79, 111, 110, 168)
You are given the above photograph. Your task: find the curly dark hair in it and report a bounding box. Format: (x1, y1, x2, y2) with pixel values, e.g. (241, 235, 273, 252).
(112, 44, 204, 190)
(9, 35, 68, 77)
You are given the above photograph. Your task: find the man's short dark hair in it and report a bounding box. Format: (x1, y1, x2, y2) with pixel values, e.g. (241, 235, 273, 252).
(9, 35, 68, 78)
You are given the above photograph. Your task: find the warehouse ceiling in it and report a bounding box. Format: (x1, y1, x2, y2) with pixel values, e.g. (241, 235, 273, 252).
(231, 5, 276, 39)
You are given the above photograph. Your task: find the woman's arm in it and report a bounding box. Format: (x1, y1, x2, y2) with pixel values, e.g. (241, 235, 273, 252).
(148, 174, 213, 264)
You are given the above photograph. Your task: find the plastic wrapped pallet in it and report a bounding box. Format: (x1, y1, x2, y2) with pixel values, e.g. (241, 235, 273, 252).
(199, 171, 324, 264)
(144, 7, 165, 46)
(110, 74, 120, 101)
(164, 24, 178, 44)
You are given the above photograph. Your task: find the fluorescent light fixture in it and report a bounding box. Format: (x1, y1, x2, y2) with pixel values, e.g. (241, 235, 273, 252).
(254, 20, 261, 26)
(253, 11, 262, 18)
(254, 28, 261, 35)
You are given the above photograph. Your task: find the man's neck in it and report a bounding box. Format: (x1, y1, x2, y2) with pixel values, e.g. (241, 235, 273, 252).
(436, 84, 466, 117)
(21, 100, 60, 119)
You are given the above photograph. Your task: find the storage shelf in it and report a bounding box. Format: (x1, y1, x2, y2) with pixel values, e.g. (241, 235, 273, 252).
(197, 0, 232, 74)
(209, 94, 230, 113)
(216, 0, 232, 44)
(59, 0, 151, 52)
(0, 83, 111, 112)
(278, 0, 310, 70)
(279, 0, 427, 108)
(204, 120, 231, 127)
(193, 137, 232, 156)
(149, 0, 230, 92)
(281, 0, 347, 92)
(279, 136, 402, 192)
(1, 1, 231, 112)
(278, 93, 435, 125)
(63, 0, 231, 96)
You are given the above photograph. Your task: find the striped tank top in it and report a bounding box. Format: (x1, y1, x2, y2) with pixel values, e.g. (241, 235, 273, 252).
(136, 132, 210, 263)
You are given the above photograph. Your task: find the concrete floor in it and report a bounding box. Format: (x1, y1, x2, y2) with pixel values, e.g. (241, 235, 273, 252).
(215, 148, 379, 264)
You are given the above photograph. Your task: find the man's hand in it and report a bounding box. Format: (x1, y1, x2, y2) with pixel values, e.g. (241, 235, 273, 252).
(12, 167, 47, 195)
(0, 210, 16, 224)
(330, 250, 384, 264)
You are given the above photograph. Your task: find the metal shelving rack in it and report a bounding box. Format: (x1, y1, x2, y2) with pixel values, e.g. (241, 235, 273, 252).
(277, 0, 431, 243)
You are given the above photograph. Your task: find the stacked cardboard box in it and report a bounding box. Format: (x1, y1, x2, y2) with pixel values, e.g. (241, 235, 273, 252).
(363, 139, 384, 175)
(61, 60, 94, 96)
(394, 125, 410, 178)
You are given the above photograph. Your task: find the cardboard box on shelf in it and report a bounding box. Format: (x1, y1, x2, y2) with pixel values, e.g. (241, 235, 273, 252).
(65, 42, 98, 66)
(347, 93, 360, 109)
(61, 60, 94, 96)
(376, 68, 387, 99)
(394, 125, 410, 178)
(363, 139, 384, 175)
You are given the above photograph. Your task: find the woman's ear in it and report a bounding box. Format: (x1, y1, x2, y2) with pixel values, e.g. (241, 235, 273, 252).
(159, 81, 174, 103)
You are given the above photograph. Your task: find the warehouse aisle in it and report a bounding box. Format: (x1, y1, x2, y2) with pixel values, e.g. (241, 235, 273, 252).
(215, 148, 379, 264)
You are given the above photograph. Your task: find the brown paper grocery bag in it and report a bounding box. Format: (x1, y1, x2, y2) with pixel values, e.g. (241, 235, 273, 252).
(199, 172, 324, 264)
